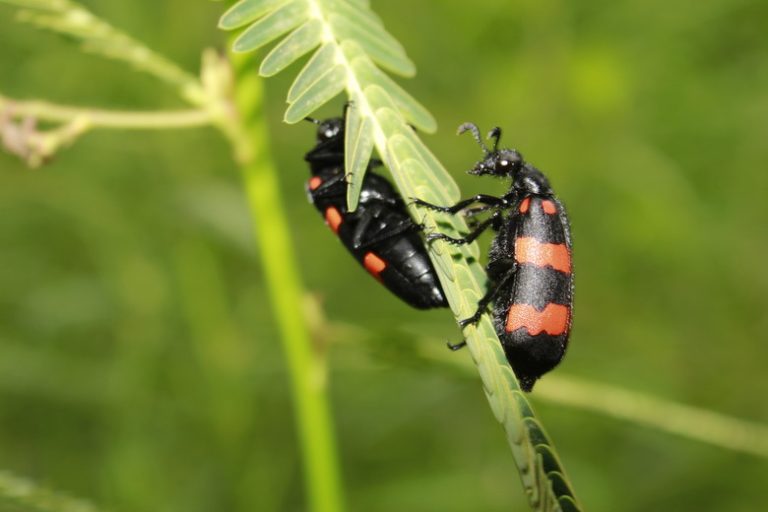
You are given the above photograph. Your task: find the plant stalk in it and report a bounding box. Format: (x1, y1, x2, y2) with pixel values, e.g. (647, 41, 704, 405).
(0, 95, 212, 129)
(227, 54, 345, 512)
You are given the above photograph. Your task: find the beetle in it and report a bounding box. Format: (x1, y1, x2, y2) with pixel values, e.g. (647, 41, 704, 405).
(413, 123, 573, 391)
(305, 115, 448, 309)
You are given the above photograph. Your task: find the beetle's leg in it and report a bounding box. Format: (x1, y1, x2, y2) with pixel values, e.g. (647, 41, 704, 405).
(463, 204, 496, 218)
(350, 209, 422, 250)
(459, 260, 517, 328)
(308, 172, 348, 199)
(462, 204, 497, 228)
(411, 194, 505, 215)
(426, 211, 502, 245)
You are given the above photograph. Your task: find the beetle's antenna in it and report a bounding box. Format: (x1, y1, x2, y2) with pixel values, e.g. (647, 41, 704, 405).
(304, 117, 320, 125)
(487, 127, 502, 152)
(457, 122, 489, 154)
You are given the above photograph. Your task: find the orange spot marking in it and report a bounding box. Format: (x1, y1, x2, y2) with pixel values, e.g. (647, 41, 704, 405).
(515, 237, 571, 273)
(324, 207, 343, 234)
(519, 197, 531, 213)
(363, 252, 387, 281)
(541, 200, 557, 214)
(506, 303, 570, 335)
(308, 176, 323, 190)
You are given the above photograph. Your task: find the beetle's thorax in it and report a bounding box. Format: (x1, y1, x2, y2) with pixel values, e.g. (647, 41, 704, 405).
(513, 163, 552, 196)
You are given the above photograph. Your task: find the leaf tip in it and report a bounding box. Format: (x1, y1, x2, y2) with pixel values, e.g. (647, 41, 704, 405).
(231, 37, 249, 53)
(283, 111, 303, 124)
(259, 64, 278, 78)
(217, 8, 242, 31)
(418, 116, 438, 134)
(346, 191, 360, 212)
(397, 59, 417, 78)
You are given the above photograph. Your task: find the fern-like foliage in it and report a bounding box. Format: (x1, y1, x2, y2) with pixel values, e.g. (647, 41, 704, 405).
(220, 0, 447, 209)
(220, 2, 582, 511)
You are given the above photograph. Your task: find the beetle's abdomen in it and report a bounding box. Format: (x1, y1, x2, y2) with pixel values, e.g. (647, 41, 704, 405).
(306, 172, 447, 309)
(500, 196, 573, 391)
(373, 229, 448, 309)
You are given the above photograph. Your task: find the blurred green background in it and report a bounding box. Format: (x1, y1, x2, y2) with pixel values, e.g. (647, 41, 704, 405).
(1, 0, 767, 510)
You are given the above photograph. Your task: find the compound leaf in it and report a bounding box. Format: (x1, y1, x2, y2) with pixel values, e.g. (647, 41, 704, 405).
(219, 2, 583, 510)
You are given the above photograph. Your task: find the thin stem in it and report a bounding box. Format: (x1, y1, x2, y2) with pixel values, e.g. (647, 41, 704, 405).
(226, 54, 345, 512)
(536, 375, 768, 459)
(0, 95, 212, 129)
(0, 0, 204, 102)
(331, 322, 768, 460)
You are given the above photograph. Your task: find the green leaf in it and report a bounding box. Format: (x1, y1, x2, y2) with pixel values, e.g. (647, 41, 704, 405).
(233, 1, 310, 53)
(219, 0, 287, 30)
(344, 103, 375, 211)
(284, 64, 346, 123)
(559, 497, 581, 512)
(348, 50, 435, 132)
(324, 0, 383, 30)
(328, 13, 415, 77)
(220, 0, 425, 204)
(345, 84, 446, 200)
(260, 18, 323, 76)
(287, 42, 336, 102)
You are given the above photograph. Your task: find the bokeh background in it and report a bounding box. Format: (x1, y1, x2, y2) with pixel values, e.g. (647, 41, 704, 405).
(1, 0, 767, 510)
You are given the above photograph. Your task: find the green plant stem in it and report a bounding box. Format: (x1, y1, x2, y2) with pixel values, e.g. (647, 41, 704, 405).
(535, 375, 768, 458)
(0, 95, 212, 129)
(226, 55, 345, 512)
(339, 322, 768, 460)
(0, 0, 204, 102)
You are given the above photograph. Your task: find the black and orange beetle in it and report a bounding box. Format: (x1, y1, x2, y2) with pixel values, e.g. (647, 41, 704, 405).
(305, 116, 447, 309)
(413, 123, 573, 390)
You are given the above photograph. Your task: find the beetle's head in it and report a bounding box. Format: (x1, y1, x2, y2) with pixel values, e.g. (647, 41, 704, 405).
(459, 123, 524, 178)
(307, 116, 343, 143)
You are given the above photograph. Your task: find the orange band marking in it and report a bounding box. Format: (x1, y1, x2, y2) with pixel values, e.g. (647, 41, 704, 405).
(541, 200, 557, 214)
(363, 252, 387, 281)
(506, 303, 570, 335)
(324, 207, 343, 234)
(519, 197, 531, 213)
(308, 176, 323, 190)
(515, 237, 571, 273)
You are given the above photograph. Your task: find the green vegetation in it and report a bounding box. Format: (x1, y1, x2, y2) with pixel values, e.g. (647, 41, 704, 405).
(1, 1, 767, 511)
